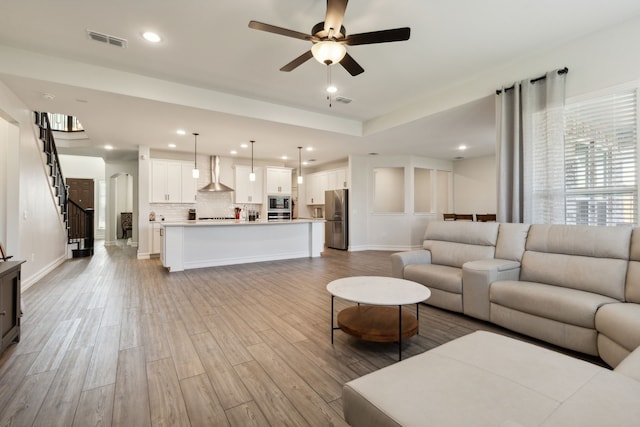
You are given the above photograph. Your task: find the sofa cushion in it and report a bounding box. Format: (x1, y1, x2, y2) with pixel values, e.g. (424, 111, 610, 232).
(403, 264, 461, 294)
(343, 331, 616, 427)
(520, 251, 627, 300)
(525, 224, 632, 260)
(423, 241, 495, 268)
(625, 261, 640, 303)
(423, 221, 499, 246)
(491, 280, 618, 328)
(495, 223, 530, 261)
(595, 303, 640, 352)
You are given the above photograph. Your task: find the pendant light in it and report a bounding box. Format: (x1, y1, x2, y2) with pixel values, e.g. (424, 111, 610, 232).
(192, 132, 200, 179)
(249, 140, 256, 182)
(297, 146, 303, 184)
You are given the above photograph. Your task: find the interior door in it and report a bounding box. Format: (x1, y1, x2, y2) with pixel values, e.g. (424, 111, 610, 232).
(67, 178, 94, 208)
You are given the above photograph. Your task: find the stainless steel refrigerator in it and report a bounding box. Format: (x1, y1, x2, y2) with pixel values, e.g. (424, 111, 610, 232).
(325, 189, 348, 250)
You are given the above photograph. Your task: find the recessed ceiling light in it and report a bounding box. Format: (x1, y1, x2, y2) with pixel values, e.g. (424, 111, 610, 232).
(458, 144, 468, 151)
(143, 31, 161, 43)
(281, 155, 288, 160)
(104, 145, 114, 150)
(230, 150, 238, 155)
(240, 143, 248, 149)
(168, 143, 176, 148)
(302, 161, 309, 166)
(176, 129, 186, 135)
(306, 147, 313, 151)
(326, 86, 338, 94)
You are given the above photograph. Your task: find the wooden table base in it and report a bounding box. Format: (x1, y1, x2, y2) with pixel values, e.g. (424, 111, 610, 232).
(337, 305, 418, 343)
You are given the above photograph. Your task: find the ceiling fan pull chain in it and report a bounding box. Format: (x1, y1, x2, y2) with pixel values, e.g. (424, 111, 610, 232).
(327, 64, 333, 108)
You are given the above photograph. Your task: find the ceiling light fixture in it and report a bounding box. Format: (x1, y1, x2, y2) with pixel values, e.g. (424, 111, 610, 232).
(168, 143, 176, 148)
(311, 41, 346, 65)
(297, 146, 304, 184)
(104, 145, 113, 150)
(249, 140, 256, 182)
(192, 133, 200, 179)
(143, 31, 161, 43)
(176, 129, 186, 135)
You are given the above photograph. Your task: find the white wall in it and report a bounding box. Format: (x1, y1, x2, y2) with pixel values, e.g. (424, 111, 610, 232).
(58, 154, 106, 239)
(453, 155, 497, 215)
(0, 81, 67, 289)
(349, 154, 453, 251)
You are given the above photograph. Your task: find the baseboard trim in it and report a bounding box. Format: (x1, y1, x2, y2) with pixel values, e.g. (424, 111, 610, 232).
(21, 255, 66, 292)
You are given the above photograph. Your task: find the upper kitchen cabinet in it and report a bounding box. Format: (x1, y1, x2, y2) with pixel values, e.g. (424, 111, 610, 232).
(265, 167, 292, 194)
(306, 171, 328, 205)
(328, 168, 348, 189)
(305, 167, 348, 205)
(150, 159, 197, 203)
(234, 165, 264, 204)
(180, 162, 197, 203)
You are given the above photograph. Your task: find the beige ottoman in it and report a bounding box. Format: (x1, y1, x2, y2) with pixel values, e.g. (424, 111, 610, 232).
(343, 331, 640, 426)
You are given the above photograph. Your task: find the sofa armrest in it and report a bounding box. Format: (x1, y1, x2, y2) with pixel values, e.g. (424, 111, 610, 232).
(462, 259, 521, 321)
(614, 345, 640, 382)
(390, 250, 432, 278)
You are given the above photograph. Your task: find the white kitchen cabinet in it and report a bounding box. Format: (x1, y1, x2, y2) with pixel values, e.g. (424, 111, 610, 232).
(234, 165, 264, 204)
(180, 163, 198, 203)
(150, 159, 196, 203)
(306, 171, 328, 205)
(151, 222, 162, 254)
(330, 168, 348, 189)
(265, 167, 292, 194)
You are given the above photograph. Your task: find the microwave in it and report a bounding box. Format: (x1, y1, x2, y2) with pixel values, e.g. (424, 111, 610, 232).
(268, 195, 290, 211)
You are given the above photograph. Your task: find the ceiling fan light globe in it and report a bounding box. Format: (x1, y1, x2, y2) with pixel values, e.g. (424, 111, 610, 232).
(311, 41, 346, 65)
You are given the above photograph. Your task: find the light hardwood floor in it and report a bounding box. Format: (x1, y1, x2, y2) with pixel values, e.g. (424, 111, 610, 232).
(0, 242, 601, 426)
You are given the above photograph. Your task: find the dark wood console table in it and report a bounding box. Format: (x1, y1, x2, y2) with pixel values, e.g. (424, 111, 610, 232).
(0, 260, 24, 355)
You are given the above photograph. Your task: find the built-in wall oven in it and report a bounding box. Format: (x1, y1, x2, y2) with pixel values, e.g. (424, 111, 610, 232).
(267, 195, 291, 221)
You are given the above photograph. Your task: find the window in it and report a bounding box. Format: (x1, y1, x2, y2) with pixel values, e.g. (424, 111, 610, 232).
(564, 90, 638, 226)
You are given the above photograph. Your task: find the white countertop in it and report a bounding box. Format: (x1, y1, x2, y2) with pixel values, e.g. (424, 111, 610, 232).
(159, 218, 325, 227)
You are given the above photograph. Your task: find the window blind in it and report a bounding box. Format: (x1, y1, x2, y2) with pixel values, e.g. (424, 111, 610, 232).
(564, 90, 638, 226)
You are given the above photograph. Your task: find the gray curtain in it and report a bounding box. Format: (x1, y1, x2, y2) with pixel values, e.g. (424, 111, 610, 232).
(496, 69, 567, 224)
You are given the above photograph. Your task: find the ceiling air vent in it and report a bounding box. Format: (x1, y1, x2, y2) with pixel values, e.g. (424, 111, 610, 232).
(87, 30, 128, 48)
(335, 96, 352, 104)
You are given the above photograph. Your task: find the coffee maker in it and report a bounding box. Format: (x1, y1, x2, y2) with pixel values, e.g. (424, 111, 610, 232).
(188, 208, 196, 220)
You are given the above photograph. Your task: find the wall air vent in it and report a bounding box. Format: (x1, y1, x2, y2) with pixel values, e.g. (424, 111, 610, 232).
(335, 96, 352, 104)
(87, 30, 128, 48)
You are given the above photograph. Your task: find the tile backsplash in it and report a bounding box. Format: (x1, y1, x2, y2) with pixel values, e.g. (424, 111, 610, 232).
(149, 192, 260, 221)
(150, 192, 242, 221)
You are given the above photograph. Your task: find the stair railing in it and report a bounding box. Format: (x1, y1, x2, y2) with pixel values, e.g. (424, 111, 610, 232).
(34, 112, 94, 257)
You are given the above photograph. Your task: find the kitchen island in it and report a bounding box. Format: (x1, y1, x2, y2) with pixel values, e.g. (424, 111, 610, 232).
(160, 219, 325, 272)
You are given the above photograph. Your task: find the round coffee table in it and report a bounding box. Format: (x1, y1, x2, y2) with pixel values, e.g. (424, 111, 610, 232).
(327, 276, 431, 360)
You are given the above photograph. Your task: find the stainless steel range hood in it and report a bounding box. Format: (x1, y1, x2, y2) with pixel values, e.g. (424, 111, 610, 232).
(199, 155, 234, 192)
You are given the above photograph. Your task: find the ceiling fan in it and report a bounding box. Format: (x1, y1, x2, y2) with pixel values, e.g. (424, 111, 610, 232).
(248, 0, 410, 76)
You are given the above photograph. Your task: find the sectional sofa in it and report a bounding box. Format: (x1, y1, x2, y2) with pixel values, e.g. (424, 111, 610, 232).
(342, 221, 640, 426)
(390, 221, 640, 367)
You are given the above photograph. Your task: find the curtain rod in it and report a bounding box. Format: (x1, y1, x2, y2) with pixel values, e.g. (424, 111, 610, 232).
(496, 67, 568, 95)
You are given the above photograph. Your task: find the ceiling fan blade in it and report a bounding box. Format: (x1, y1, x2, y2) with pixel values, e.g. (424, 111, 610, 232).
(248, 20, 313, 41)
(324, 0, 348, 35)
(280, 50, 314, 72)
(339, 53, 364, 76)
(343, 27, 411, 46)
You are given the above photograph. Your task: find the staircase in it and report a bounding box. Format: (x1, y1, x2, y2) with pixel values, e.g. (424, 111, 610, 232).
(34, 112, 94, 258)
